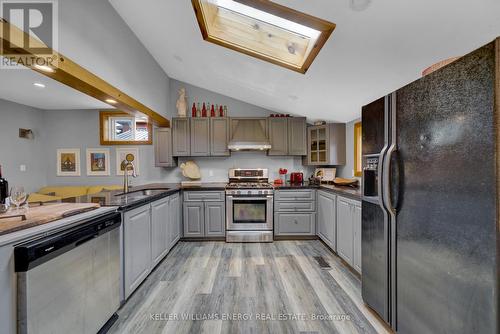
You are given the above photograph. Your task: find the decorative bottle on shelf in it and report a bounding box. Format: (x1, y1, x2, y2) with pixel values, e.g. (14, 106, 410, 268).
(219, 105, 224, 117)
(197, 103, 201, 117)
(191, 103, 197, 117)
(202, 103, 207, 117)
(210, 104, 215, 117)
(0, 165, 8, 205)
(223, 105, 228, 117)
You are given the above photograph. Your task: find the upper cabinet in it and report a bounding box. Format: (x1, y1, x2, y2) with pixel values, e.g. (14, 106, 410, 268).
(155, 128, 177, 167)
(305, 123, 346, 166)
(268, 117, 307, 156)
(172, 117, 230, 157)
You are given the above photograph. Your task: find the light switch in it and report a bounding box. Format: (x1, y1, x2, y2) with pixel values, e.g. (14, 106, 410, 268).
(20, 164, 26, 172)
(208, 170, 214, 177)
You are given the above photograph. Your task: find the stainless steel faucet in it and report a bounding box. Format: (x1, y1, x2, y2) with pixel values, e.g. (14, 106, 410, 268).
(122, 160, 137, 193)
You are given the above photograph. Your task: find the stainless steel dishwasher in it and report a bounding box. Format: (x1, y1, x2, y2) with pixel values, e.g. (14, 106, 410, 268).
(14, 212, 121, 334)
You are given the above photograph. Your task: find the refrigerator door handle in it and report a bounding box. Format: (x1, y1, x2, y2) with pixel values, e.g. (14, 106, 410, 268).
(383, 146, 397, 214)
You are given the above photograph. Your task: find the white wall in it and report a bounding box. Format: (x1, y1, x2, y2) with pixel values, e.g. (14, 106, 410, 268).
(337, 118, 361, 178)
(57, 0, 170, 117)
(0, 99, 47, 193)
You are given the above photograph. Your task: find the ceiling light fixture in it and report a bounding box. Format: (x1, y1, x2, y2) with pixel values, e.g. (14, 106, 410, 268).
(192, 0, 336, 73)
(33, 82, 46, 88)
(33, 64, 55, 73)
(105, 98, 118, 104)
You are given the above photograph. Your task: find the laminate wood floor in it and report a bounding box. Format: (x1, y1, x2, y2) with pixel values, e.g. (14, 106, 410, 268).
(108, 241, 390, 334)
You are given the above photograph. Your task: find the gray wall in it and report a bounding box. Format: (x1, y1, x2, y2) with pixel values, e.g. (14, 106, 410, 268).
(337, 118, 361, 178)
(58, 0, 170, 117)
(0, 99, 47, 192)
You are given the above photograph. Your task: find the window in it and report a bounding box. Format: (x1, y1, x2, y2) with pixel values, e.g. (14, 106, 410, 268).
(192, 0, 336, 73)
(354, 122, 362, 177)
(100, 111, 152, 145)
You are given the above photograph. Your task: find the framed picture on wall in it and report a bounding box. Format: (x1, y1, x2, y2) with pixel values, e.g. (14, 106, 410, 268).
(86, 148, 110, 176)
(116, 148, 140, 176)
(57, 149, 81, 176)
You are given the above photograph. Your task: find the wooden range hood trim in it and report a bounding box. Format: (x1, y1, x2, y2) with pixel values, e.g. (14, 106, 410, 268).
(0, 19, 170, 127)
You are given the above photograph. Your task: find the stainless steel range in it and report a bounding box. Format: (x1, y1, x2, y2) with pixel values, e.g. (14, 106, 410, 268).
(226, 168, 274, 242)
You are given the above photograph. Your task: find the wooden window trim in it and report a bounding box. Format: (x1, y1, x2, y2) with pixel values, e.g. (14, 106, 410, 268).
(354, 122, 362, 177)
(100, 111, 153, 145)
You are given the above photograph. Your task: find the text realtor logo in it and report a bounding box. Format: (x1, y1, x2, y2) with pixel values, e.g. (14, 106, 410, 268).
(0, 0, 58, 69)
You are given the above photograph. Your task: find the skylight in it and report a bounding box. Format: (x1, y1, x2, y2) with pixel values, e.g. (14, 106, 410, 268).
(192, 0, 336, 74)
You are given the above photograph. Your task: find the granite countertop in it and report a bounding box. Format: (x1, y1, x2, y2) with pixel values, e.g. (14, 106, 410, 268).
(274, 182, 362, 201)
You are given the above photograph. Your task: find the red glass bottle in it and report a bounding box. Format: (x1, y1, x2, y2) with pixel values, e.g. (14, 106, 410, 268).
(210, 104, 215, 117)
(191, 103, 197, 117)
(219, 105, 224, 117)
(202, 103, 207, 117)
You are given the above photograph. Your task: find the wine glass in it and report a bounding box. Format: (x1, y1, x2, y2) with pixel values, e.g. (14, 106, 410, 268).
(10, 186, 27, 212)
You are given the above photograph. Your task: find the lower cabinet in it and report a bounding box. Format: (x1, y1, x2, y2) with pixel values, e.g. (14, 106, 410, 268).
(317, 190, 337, 250)
(275, 212, 316, 235)
(123, 205, 152, 299)
(183, 191, 225, 238)
(123, 192, 182, 300)
(336, 195, 362, 273)
(274, 189, 316, 236)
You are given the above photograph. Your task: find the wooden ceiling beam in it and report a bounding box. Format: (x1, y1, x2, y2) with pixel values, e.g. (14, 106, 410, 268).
(0, 19, 170, 127)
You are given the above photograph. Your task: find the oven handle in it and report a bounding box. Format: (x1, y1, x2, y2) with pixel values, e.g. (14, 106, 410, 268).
(226, 196, 273, 201)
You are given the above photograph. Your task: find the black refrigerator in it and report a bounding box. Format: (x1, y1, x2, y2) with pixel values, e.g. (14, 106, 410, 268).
(361, 38, 499, 334)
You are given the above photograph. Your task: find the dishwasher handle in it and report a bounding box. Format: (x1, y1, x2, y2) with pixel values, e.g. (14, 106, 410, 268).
(14, 212, 121, 272)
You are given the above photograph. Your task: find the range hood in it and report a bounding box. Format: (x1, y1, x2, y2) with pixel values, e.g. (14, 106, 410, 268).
(228, 118, 272, 151)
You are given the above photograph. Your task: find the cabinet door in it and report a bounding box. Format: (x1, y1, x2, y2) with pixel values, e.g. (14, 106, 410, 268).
(172, 118, 190, 156)
(288, 117, 307, 155)
(210, 118, 230, 156)
(190, 118, 210, 156)
(169, 193, 181, 248)
(352, 202, 362, 273)
(124, 205, 152, 299)
(275, 212, 316, 235)
(317, 191, 336, 250)
(204, 201, 225, 237)
(183, 201, 204, 237)
(336, 197, 353, 266)
(151, 197, 169, 268)
(155, 128, 176, 167)
(268, 118, 288, 156)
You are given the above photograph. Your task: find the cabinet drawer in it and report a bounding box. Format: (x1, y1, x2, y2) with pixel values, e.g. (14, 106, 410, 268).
(275, 212, 316, 235)
(275, 190, 315, 201)
(275, 201, 315, 212)
(184, 191, 224, 202)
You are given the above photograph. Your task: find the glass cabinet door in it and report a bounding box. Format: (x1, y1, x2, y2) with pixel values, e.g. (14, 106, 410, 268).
(308, 126, 328, 165)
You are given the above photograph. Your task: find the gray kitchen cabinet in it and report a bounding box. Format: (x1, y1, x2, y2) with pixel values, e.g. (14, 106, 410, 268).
(183, 191, 225, 238)
(151, 197, 170, 268)
(275, 212, 316, 235)
(210, 118, 230, 156)
(155, 128, 176, 167)
(305, 123, 346, 166)
(267, 117, 307, 156)
(183, 201, 205, 237)
(336, 195, 362, 273)
(169, 193, 182, 247)
(288, 117, 307, 156)
(268, 118, 288, 156)
(205, 201, 225, 236)
(274, 189, 316, 237)
(172, 118, 190, 156)
(317, 190, 337, 250)
(336, 196, 353, 265)
(123, 204, 152, 299)
(353, 201, 362, 273)
(190, 118, 210, 156)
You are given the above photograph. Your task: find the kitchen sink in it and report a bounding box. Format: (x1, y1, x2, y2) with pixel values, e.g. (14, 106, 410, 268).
(114, 188, 170, 197)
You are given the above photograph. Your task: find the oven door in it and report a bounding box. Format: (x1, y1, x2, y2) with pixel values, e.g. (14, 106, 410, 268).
(226, 195, 273, 231)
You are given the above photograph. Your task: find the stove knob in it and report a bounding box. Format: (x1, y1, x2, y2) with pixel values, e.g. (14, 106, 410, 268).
(237, 191, 241, 195)
(258, 190, 262, 195)
(247, 190, 251, 195)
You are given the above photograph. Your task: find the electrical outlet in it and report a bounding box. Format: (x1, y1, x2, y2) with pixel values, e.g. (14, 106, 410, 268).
(208, 170, 214, 177)
(20, 164, 26, 172)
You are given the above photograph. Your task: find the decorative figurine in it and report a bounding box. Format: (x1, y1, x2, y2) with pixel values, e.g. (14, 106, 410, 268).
(176, 88, 188, 117)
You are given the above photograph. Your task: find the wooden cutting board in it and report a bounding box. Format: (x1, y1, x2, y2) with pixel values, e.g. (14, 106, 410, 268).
(0, 203, 100, 236)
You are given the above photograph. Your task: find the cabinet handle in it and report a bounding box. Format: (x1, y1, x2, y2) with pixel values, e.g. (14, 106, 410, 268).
(294, 219, 298, 224)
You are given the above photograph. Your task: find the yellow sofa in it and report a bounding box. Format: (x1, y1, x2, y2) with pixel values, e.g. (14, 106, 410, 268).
(29, 185, 122, 203)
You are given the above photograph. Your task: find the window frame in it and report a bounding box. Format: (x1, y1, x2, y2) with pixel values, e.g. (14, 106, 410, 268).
(354, 122, 362, 177)
(99, 111, 153, 145)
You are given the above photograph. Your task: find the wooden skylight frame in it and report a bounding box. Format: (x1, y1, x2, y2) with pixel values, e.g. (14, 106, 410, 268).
(192, 0, 336, 74)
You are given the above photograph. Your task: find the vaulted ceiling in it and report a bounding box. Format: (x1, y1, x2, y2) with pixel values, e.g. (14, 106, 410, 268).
(111, 0, 500, 122)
